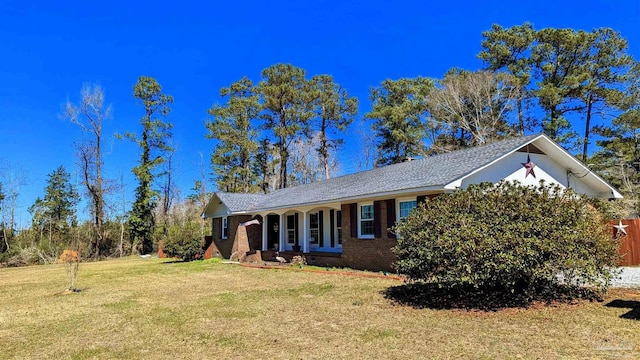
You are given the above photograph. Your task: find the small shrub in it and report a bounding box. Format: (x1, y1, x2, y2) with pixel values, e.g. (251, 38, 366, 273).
(60, 249, 80, 291)
(5, 247, 40, 267)
(162, 222, 204, 261)
(393, 181, 620, 301)
(290, 255, 306, 268)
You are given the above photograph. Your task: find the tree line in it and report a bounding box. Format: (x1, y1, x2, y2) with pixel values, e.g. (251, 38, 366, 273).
(0, 22, 638, 265)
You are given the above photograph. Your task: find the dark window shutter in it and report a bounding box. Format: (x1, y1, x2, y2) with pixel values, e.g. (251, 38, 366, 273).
(330, 209, 335, 247)
(318, 210, 324, 247)
(373, 200, 382, 238)
(417, 195, 427, 205)
(349, 203, 357, 238)
(294, 212, 299, 245)
(386, 199, 396, 239)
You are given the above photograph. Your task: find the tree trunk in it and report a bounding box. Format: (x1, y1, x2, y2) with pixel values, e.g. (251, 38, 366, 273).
(95, 132, 104, 259)
(320, 118, 330, 180)
(119, 220, 124, 257)
(582, 93, 594, 162)
(517, 95, 524, 136)
(279, 138, 288, 189)
(242, 149, 251, 193)
(200, 156, 207, 236)
(48, 220, 52, 247)
(2, 227, 8, 252)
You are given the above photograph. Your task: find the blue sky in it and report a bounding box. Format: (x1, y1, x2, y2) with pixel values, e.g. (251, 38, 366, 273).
(1, 0, 639, 227)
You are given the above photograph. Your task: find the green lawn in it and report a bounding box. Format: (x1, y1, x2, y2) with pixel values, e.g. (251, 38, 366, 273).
(1, 257, 639, 359)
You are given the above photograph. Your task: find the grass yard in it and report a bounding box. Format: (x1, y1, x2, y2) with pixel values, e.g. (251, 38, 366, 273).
(1, 258, 639, 359)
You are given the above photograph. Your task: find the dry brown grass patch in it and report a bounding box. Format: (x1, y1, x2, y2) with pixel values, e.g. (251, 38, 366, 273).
(0, 258, 639, 359)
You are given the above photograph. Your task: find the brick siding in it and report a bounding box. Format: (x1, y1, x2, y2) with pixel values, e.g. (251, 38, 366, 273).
(212, 215, 263, 258)
(340, 200, 397, 272)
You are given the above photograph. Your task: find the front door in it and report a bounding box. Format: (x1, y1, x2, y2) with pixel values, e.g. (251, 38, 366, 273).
(267, 215, 279, 250)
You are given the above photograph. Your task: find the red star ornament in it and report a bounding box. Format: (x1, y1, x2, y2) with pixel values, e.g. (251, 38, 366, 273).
(521, 155, 536, 178)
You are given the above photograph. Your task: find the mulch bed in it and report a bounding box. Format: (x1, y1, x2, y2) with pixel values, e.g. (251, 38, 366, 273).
(236, 262, 406, 281)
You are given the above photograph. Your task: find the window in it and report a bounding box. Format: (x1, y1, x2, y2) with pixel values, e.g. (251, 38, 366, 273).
(309, 213, 319, 244)
(222, 217, 228, 239)
(358, 203, 374, 238)
(287, 215, 296, 244)
(398, 199, 417, 221)
(336, 210, 342, 245)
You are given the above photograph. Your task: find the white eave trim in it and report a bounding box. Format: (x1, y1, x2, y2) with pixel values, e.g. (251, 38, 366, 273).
(538, 136, 622, 199)
(443, 134, 623, 199)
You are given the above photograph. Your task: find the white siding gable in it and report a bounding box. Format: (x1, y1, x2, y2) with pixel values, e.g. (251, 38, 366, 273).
(460, 152, 600, 197)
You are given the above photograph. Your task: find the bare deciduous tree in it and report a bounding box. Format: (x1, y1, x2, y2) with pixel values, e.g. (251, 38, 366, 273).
(0, 162, 27, 251)
(289, 133, 338, 185)
(65, 84, 111, 258)
(354, 121, 377, 171)
(430, 71, 518, 147)
(160, 147, 178, 240)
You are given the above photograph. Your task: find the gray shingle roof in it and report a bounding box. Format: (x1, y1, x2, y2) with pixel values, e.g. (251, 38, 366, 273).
(217, 134, 543, 213)
(216, 192, 268, 213)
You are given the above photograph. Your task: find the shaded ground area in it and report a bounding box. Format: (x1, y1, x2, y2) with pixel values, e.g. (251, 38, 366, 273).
(606, 299, 640, 320)
(383, 282, 604, 311)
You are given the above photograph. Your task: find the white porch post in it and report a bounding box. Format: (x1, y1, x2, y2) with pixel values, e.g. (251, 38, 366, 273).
(279, 213, 285, 251)
(302, 210, 309, 253)
(261, 214, 268, 251)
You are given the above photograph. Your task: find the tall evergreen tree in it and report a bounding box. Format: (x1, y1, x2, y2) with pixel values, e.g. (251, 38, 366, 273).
(259, 64, 315, 189)
(531, 28, 593, 147)
(478, 22, 536, 135)
(206, 77, 260, 193)
(578, 28, 634, 160)
(125, 76, 173, 255)
(29, 166, 79, 246)
(591, 62, 640, 214)
(254, 138, 277, 193)
(309, 74, 358, 179)
(365, 77, 433, 166)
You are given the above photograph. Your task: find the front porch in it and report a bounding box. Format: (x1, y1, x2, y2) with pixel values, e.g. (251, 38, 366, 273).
(258, 203, 344, 255)
(261, 250, 345, 268)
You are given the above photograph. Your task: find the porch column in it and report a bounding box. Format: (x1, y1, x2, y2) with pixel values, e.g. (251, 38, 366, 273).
(279, 213, 285, 251)
(302, 210, 309, 253)
(261, 214, 268, 251)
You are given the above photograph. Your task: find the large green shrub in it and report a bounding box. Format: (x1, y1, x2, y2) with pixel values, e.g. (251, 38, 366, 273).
(393, 181, 619, 297)
(162, 222, 204, 261)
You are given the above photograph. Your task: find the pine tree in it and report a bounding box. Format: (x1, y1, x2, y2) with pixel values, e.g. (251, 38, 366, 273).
(206, 77, 260, 193)
(365, 77, 433, 166)
(29, 166, 79, 247)
(259, 64, 315, 189)
(591, 62, 640, 215)
(254, 138, 277, 193)
(531, 28, 593, 147)
(479, 22, 536, 135)
(309, 74, 358, 179)
(578, 28, 634, 160)
(125, 76, 173, 255)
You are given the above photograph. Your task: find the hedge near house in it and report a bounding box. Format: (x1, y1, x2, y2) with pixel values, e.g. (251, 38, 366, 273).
(393, 181, 620, 298)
